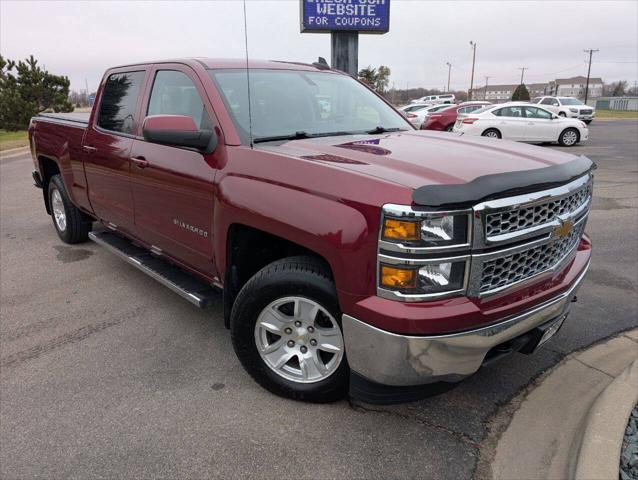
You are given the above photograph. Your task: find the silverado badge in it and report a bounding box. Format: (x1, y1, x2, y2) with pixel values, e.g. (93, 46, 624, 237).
(554, 218, 574, 238)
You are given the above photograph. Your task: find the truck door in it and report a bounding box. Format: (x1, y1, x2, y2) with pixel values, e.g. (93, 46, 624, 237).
(128, 65, 218, 279)
(82, 68, 147, 234)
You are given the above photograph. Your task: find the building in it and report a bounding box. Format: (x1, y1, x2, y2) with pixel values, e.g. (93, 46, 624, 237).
(548, 76, 603, 99)
(471, 83, 549, 103)
(470, 76, 604, 102)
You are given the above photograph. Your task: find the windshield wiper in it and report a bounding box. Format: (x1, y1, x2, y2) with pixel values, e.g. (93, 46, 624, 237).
(366, 126, 408, 134)
(253, 131, 355, 144)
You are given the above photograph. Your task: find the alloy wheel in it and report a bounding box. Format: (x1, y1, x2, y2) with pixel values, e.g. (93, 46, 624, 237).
(254, 296, 344, 383)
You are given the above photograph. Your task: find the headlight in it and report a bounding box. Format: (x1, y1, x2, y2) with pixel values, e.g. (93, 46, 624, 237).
(379, 258, 468, 296)
(569, 108, 578, 113)
(381, 210, 470, 248)
(378, 205, 472, 301)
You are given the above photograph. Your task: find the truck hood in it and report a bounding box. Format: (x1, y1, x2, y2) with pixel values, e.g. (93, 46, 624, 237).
(257, 130, 584, 191)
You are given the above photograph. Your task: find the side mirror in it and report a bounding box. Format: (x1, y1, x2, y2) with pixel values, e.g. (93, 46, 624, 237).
(142, 115, 217, 153)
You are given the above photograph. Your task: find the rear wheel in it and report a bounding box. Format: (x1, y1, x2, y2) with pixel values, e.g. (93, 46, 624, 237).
(482, 128, 501, 139)
(230, 256, 348, 402)
(558, 112, 567, 117)
(558, 128, 580, 146)
(48, 175, 91, 243)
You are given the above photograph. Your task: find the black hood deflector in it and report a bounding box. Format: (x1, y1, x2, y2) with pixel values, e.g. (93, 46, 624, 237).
(412, 155, 595, 209)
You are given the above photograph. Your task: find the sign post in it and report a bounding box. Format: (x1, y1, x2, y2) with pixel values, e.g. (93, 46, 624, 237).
(300, 0, 390, 77)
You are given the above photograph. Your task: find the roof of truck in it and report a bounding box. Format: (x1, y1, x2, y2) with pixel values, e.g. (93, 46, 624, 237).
(111, 58, 334, 72)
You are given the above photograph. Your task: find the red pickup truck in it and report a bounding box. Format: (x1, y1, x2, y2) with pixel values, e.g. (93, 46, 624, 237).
(29, 58, 593, 404)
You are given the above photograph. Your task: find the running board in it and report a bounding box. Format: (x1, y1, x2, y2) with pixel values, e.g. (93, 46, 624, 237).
(88, 230, 218, 308)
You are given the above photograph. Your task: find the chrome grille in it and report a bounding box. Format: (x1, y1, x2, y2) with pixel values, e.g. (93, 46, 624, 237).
(479, 220, 585, 293)
(485, 184, 591, 238)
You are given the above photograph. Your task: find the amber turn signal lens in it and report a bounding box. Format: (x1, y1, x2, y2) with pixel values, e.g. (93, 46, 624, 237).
(380, 265, 417, 289)
(383, 219, 420, 241)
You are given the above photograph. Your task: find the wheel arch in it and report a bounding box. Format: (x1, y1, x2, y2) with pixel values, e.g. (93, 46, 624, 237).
(38, 155, 61, 214)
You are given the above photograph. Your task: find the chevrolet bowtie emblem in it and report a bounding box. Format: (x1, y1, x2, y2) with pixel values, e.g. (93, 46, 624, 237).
(554, 219, 574, 238)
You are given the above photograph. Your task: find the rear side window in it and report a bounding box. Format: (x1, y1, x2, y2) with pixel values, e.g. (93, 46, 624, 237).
(147, 70, 212, 129)
(97, 71, 145, 134)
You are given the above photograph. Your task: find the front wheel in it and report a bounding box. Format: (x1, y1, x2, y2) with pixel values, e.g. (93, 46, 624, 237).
(230, 256, 348, 402)
(584, 120, 592, 125)
(558, 112, 567, 117)
(482, 128, 501, 139)
(558, 128, 580, 146)
(48, 175, 91, 243)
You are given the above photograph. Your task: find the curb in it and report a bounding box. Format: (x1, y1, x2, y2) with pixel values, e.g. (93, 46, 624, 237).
(486, 330, 638, 480)
(573, 359, 638, 480)
(0, 146, 30, 160)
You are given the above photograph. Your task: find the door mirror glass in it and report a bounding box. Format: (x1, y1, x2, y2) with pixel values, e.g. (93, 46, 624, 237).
(142, 115, 217, 152)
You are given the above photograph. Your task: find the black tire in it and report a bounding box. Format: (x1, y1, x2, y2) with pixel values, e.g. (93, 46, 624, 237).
(445, 124, 454, 132)
(558, 128, 580, 147)
(230, 256, 349, 403)
(482, 128, 502, 139)
(584, 119, 592, 125)
(558, 112, 567, 117)
(48, 174, 91, 243)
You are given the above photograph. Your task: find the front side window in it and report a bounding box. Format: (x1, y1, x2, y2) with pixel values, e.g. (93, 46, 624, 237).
(147, 70, 211, 129)
(496, 106, 524, 117)
(524, 106, 552, 119)
(97, 71, 145, 134)
(210, 69, 410, 143)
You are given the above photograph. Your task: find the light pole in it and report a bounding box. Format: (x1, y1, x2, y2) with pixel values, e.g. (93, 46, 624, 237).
(518, 67, 528, 85)
(484, 76, 490, 100)
(469, 41, 477, 100)
(583, 49, 599, 103)
(446, 62, 452, 92)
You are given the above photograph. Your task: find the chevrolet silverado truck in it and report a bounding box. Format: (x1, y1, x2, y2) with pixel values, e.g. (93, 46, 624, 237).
(29, 58, 594, 404)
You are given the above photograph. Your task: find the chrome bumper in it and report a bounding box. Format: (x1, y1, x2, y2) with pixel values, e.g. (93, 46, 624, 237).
(342, 261, 590, 387)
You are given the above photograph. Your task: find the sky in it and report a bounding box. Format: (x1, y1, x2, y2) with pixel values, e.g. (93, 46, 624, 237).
(1, 0, 637, 94)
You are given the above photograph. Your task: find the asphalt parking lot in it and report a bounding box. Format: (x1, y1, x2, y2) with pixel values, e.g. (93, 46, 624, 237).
(1, 119, 637, 479)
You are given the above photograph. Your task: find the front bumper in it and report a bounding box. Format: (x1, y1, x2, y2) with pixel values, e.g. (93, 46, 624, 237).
(342, 259, 589, 387)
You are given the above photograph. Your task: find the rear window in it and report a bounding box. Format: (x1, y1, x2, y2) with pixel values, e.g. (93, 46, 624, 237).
(97, 71, 145, 134)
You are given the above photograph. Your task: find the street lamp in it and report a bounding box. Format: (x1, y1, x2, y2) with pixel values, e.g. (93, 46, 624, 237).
(445, 62, 452, 92)
(469, 41, 477, 100)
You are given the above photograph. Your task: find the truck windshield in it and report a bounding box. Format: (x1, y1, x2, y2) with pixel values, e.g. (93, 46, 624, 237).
(209, 69, 411, 144)
(560, 98, 584, 105)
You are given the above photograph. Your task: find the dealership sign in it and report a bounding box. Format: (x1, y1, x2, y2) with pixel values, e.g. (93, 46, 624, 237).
(301, 0, 390, 34)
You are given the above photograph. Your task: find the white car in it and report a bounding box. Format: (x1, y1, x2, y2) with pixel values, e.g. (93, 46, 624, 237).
(399, 103, 452, 127)
(531, 96, 595, 124)
(453, 102, 588, 146)
(410, 93, 455, 105)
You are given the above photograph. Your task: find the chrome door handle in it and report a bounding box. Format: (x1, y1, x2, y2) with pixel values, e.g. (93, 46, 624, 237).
(130, 156, 149, 168)
(82, 145, 97, 153)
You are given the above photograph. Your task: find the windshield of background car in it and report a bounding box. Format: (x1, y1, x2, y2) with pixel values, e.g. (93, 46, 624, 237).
(560, 98, 584, 105)
(209, 69, 411, 144)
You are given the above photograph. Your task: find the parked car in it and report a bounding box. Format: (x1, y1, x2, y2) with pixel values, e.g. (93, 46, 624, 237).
(421, 101, 491, 131)
(411, 93, 455, 105)
(400, 103, 453, 127)
(28, 58, 593, 404)
(453, 102, 588, 146)
(531, 96, 595, 124)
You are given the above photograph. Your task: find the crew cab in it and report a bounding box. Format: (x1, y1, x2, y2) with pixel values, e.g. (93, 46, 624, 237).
(29, 58, 593, 404)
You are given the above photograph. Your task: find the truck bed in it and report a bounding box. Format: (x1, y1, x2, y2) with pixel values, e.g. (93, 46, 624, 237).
(37, 112, 90, 126)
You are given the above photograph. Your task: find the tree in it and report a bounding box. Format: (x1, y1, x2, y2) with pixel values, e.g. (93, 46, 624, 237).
(358, 65, 378, 87)
(357, 65, 391, 94)
(511, 84, 530, 101)
(0, 55, 73, 131)
(375, 65, 391, 94)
